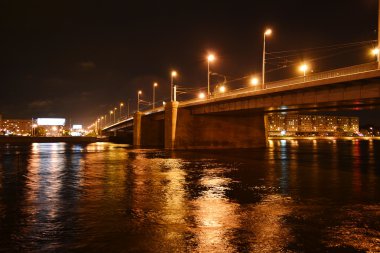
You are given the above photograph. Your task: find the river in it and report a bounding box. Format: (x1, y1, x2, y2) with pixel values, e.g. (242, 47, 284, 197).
(0, 140, 379, 252)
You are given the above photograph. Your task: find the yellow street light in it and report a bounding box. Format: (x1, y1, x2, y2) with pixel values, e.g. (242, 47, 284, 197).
(207, 53, 216, 97)
(137, 90, 142, 111)
(120, 102, 124, 119)
(262, 28, 272, 89)
(372, 48, 379, 62)
(299, 63, 309, 76)
(218, 85, 226, 93)
(171, 71, 177, 101)
(299, 63, 309, 81)
(250, 77, 259, 86)
(198, 92, 206, 99)
(153, 82, 158, 109)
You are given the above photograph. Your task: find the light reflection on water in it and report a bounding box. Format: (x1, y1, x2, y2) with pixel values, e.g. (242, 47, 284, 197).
(0, 140, 379, 252)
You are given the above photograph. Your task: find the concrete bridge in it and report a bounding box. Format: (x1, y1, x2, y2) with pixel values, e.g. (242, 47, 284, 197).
(102, 62, 380, 149)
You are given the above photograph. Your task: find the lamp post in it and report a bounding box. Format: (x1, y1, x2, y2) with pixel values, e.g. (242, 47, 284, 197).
(114, 107, 117, 123)
(171, 71, 177, 101)
(109, 110, 113, 124)
(120, 102, 124, 119)
(104, 114, 107, 126)
(137, 90, 142, 111)
(299, 63, 309, 81)
(153, 82, 158, 109)
(262, 28, 272, 89)
(207, 54, 215, 98)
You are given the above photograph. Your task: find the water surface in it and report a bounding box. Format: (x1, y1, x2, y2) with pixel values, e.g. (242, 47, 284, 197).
(0, 140, 379, 252)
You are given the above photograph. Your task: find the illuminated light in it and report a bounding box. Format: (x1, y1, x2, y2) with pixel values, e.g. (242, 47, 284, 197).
(264, 28, 272, 36)
(32, 124, 38, 128)
(372, 48, 379, 55)
(163, 101, 166, 105)
(280, 130, 286, 136)
(138, 90, 142, 95)
(198, 92, 206, 99)
(110, 110, 113, 114)
(52, 126, 58, 131)
(120, 102, 124, 106)
(37, 118, 65, 126)
(250, 77, 259, 86)
(171, 71, 177, 77)
(218, 85, 226, 93)
(154, 82, 158, 87)
(72, 125, 82, 130)
(299, 63, 309, 73)
(207, 54, 215, 62)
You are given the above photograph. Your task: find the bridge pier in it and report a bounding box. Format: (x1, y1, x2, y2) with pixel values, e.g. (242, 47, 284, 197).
(163, 101, 268, 149)
(164, 101, 179, 149)
(133, 111, 142, 147)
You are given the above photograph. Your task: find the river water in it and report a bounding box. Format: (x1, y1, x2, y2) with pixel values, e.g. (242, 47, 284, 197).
(0, 140, 379, 252)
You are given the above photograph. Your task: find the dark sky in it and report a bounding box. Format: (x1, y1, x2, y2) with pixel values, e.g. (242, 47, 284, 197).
(1, 0, 379, 126)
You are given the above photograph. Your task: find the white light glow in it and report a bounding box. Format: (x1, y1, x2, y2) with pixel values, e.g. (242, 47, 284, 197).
(37, 118, 65, 126)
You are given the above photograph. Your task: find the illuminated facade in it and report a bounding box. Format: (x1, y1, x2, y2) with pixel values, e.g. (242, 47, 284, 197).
(268, 113, 359, 136)
(0, 119, 32, 136)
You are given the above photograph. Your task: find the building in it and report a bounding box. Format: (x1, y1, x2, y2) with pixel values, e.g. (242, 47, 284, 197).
(267, 113, 359, 136)
(0, 119, 33, 136)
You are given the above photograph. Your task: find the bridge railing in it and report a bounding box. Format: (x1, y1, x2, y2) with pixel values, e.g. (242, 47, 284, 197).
(206, 62, 378, 101)
(102, 62, 379, 129)
(266, 62, 377, 89)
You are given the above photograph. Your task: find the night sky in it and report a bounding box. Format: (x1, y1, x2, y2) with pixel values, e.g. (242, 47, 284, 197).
(1, 0, 379, 126)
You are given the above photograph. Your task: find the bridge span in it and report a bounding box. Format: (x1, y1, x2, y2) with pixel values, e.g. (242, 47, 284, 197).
(102, 62, 380, 149)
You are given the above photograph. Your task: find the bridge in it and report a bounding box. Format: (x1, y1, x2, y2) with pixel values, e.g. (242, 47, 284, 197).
(101, 62, 380, 149)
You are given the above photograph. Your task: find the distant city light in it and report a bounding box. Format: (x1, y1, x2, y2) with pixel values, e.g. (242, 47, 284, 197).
(72, 124, 82, 130)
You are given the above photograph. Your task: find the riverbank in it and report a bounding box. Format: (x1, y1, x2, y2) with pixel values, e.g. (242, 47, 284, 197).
(0, 136, 105, 143)
(269, 136, 380, 140)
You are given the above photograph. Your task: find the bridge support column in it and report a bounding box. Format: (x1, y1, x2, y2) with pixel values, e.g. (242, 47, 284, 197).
(164, 101, 179, 149)
(173, 108, 267, 149)
(133, 111, 142, 147)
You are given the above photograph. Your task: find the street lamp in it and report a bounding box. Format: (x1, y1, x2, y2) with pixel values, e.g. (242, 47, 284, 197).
(153, 82, 158, 109)
(250, 77, 259, 86)
(137, 90, 142, 111)
(372, 48, 379, 63)
(218, 85, 226, 93)
(207, 54, 215, 97)
(262, 28, 272, 89)
(171, 71, 177, 101)
(198, 92, 206, 99)
(114, 107, 117, 123)
(299, 63, 309, 81)
(109, 110, 113, 124)
(120, 102, 124, 119)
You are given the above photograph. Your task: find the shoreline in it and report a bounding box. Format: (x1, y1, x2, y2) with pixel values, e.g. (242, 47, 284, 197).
(269, 136, 380, 140)
(0, 136, 102, 143)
